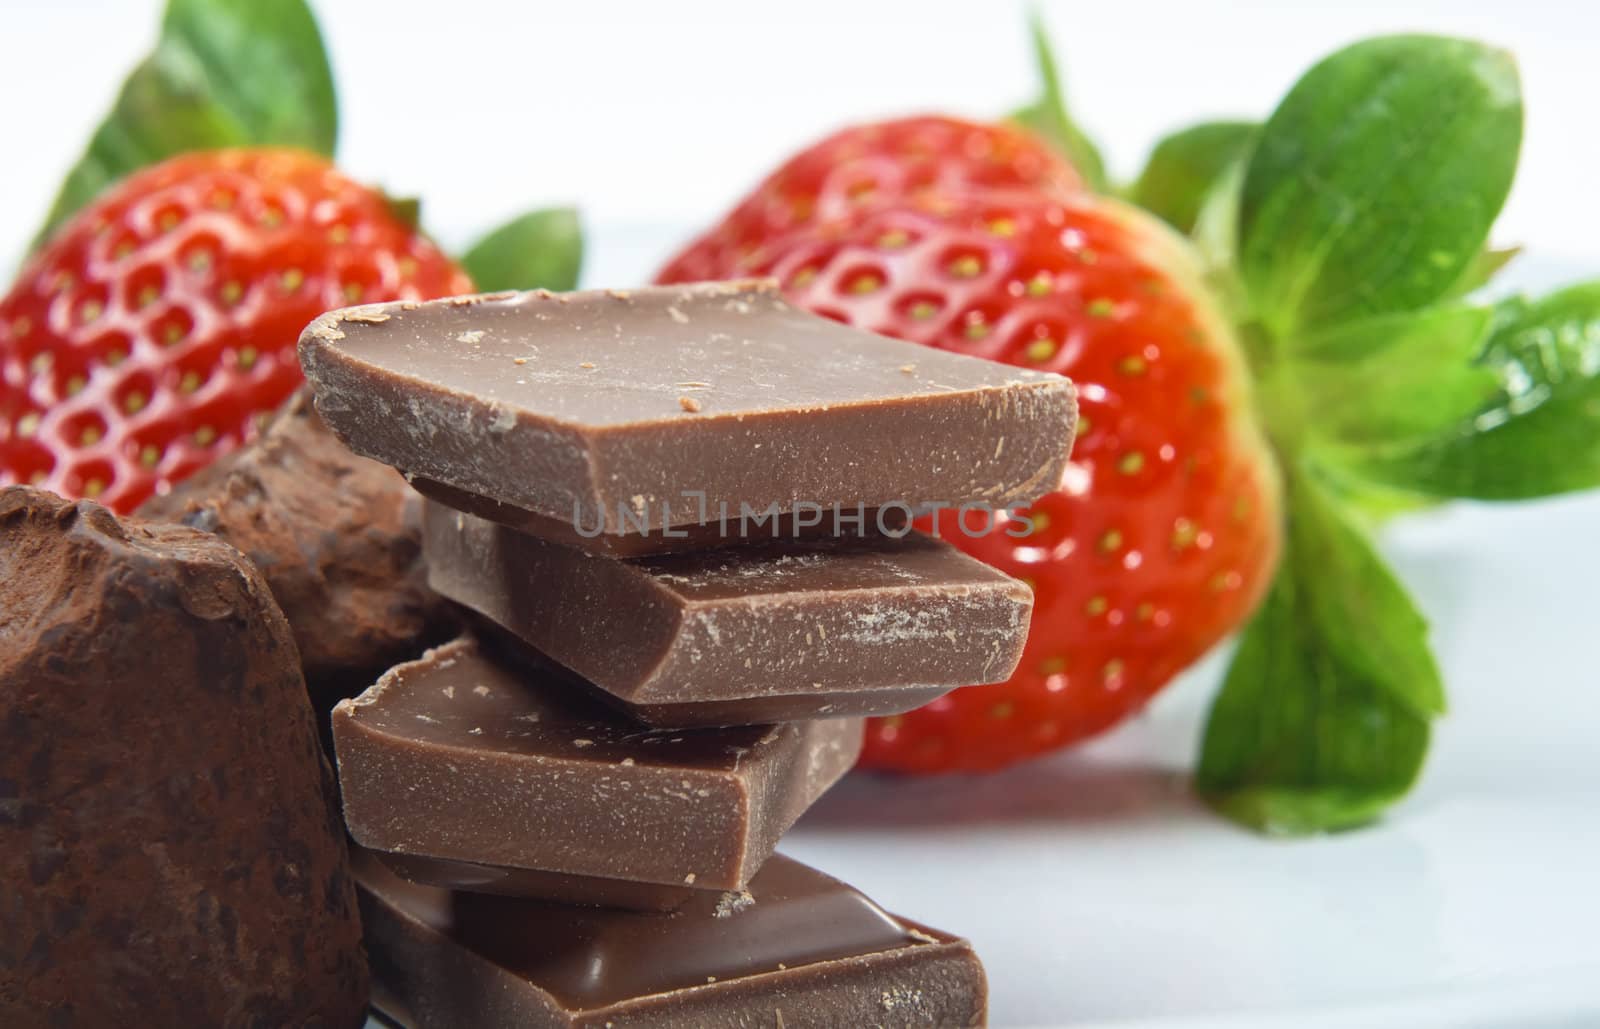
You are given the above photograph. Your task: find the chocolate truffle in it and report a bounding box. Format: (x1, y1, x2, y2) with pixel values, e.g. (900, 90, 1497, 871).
(138, 388, 456, 695)
(0, 487, 367, 1027)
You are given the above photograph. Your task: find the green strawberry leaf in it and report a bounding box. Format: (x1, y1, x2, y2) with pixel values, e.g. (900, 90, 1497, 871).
(1010, 10, 1108, 191)
(1131, 121, 1257, 234)
(1189, 157, 1249, 293)
(1198, 460, 1442, 834)
(1237, 35, 1521, 339)
(1336, 280, 1600, 499)
(1314, 464, 1444, 528)
(1296, 304, 1485, 363)
(460, 208, 585, 293)
(1448, 245, 1522, 299)
(29, 0, 336, 252)
(384, 195, 423, 232)
(1292, 304, 1501, 445)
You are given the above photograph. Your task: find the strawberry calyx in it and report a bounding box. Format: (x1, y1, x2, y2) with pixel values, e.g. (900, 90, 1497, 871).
(1008, 19, 1595, 831)
(1244, 335, 1314, 459)
(1009, 9, 1108, 191)
(1133, 33, 1600, 834)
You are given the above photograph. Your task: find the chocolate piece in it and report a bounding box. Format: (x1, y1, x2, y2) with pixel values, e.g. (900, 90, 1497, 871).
(138, 388, 456, 697)
(299, 280, 1075, 554)
(332, 636, 861, 893)
(357, 850, 988, 1029)
(373, 852, 697, 912)
(424, 502, 1033, 726)
(0, 487, 366, 1028)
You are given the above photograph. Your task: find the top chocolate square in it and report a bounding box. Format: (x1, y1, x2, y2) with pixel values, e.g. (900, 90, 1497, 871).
(298, 280, 1075, 553)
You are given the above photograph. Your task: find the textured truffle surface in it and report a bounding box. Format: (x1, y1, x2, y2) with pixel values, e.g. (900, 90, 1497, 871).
(0, 487, 368, 1027)
(139, 388, 455, 696)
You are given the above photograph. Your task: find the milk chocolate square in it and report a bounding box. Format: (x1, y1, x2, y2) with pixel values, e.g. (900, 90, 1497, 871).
(298, 280, 1075, 555)
(424, 503, 1033, 726)
(357, 850, 988, 1028)
(332, 636, 861, 895)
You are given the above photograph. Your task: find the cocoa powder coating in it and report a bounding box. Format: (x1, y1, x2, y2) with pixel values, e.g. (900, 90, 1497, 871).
(139, 389, 456, 697)
(0, 487, 368, 1027)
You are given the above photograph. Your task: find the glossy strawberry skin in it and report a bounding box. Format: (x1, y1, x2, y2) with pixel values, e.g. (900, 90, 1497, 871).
(658, 116, 1082, 285)
(662, 189, 1280, 772)
(0, 148, 471, 513)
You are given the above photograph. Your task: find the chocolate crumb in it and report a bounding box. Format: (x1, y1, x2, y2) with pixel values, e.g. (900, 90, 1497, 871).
(342, 308, 391, 324)
(713, 889, 756, 918)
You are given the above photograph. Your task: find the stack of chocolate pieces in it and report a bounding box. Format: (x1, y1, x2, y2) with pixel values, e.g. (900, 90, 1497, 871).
(299, 280, 1077, 1028)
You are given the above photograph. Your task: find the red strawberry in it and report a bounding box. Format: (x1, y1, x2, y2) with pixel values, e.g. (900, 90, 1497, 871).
(661, 188, 1280, 772)
(659, 116, 1082, 284)
(0, 148, 471, 513)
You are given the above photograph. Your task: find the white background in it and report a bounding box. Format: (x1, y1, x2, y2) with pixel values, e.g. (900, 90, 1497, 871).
(5, 4, 1599, 1028)
(2, 0, 1599, 272)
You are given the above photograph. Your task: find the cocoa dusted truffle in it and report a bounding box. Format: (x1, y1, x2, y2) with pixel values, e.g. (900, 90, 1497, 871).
(138, 388, 456, 696)
(0, 487, 367, 1027)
